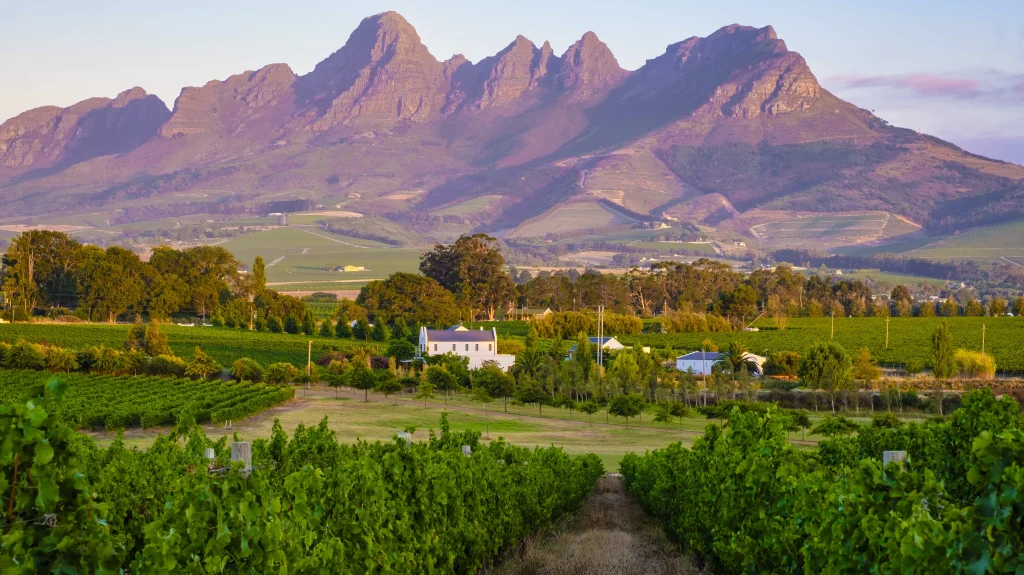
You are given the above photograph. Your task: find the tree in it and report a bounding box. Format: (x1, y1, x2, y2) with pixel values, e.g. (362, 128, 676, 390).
(472, 362, 516, 412)
(349, 361, 377, 402)
(391, 316, 412, 340)
(77, 246, 147, 323)
(579, 400, 600, 425)
(265, 362, 299, 384)
(608, 394, 645, 428)
(353, 318, 370, 340)
(1014, 296, 1024, 317)
(851, 347, 882, 381)
(374, 369, 403, 404)
(989, 297, 1007, 317)
(512, 348, 545, 379)
(714, 341, 760, 377)
(230, 358, 263, 382)
(386, 339, 417, 361)
(514, 374, 548, 416)
(318, 319, 333, 337)
(940, 297, 959, 317)
(335, 315, 352, 338)
(356, 273, 460, 326)
(185, 346, 221, 379)
(45, 346, 79, 374)
(284, 314, 300, 334)
(798, 342, 852, 413)
(932, 321, 957, 379)
(370, 321, 391, 342)
(419, 234, 516, 320)
(267, 316, 283, 333)
(426, 365, 458, 404)
(301, 311, 317, 335)
(413, 380, 436, 407)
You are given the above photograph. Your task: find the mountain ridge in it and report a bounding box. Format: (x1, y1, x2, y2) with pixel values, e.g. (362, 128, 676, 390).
(1, 11, 1022, 241)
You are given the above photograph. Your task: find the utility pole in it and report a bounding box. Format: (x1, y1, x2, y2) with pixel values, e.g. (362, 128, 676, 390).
(307, 340, 312, 392)
(885, 317, 890, 349)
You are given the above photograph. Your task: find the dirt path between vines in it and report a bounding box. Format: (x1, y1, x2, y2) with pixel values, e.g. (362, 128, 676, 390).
(489, 474, 701, 575)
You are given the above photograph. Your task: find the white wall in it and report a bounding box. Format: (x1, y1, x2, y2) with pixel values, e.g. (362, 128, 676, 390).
(676, 358, 715, 376)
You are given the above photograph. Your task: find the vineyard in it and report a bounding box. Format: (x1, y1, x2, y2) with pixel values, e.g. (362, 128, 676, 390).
(0, 323, 381, 366)
(0, 370, 294, 429)
(0, 380, 604, 573)
(621, 389, 1024, 573)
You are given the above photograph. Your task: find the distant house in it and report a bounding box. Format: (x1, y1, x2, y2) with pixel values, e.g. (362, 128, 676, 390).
(507, 307, 553, 320)
(446, 325, 469, 331)
(676, 351, 766, 376)
(333, 265, 366, 272)
(418, 326, 516, 370)
(566, 336, 625, 359)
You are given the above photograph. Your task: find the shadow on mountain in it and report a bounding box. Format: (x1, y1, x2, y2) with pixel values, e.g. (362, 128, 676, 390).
(11, 95, 170, 184)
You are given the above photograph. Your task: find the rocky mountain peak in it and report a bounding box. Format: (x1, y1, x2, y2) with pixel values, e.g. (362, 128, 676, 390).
(112, 87, 150, 107)
(558, 31, 626, 94)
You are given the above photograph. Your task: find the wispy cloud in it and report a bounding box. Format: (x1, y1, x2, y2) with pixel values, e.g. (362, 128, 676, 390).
(827, 73, 982, 98)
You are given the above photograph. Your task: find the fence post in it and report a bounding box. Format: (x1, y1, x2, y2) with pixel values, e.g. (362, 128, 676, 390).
(883, 450, 907, 479)
(462, 445, 472, 457)
(231, 442, 252, 477)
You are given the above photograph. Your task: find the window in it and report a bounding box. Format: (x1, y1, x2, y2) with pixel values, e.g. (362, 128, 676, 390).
(465, 344, 469, 351)
(475, 344, 479, 351)
(488, 343, 492, 351)
(433, 344, 437, 352)
(452, 344, 456, 351)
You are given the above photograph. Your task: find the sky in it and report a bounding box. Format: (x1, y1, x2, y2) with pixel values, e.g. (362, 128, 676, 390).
(3, 0, 1023, 163)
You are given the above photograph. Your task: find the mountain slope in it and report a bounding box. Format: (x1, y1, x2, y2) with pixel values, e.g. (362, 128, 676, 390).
(0, 12, 1021, 239)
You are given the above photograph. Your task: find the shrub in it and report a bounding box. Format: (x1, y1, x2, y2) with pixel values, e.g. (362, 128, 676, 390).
(266, 316, 283, 333)
(147, 355, 187, 378)
(953, 349, 996, 379)
(265, 362, 300, 384)
(231, 357, 264, 382)
(497, 339, 526, 355)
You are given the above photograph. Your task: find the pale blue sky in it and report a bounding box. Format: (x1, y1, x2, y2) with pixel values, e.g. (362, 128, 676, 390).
(3, 0, 1022, 162)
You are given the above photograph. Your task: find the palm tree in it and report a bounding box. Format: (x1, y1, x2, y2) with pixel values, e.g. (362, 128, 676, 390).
(512, 347, 545, 378)
(715, 341, 760, 378)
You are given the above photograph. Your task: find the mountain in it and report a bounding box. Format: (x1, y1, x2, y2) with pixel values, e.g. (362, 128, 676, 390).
(1, 12, 1022, 244)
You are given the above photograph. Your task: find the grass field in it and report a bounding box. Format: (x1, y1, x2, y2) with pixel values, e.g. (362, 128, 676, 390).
(806, 269, 947, 289)
(90, 387, 855, 471)
(221, 227, 421, 284)
(429, 195, 502, 216)
(0, 323, 381, 367)
(511, 202, 640, 238)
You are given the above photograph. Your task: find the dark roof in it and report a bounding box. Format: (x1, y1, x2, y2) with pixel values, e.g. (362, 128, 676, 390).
(424, 329, 494, 342)
(677, 351, 721, 361)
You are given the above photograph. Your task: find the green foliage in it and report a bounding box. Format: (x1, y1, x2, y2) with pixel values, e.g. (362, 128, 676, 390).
(184, 346, 221, 379)
(370, 321, 391, 342)
(763, 350, 801, 377)
(146, 354, 186, 378)
(932, 321, 958, 379)
(810, 415, 861, 437)
(230, 358, 264, 382)
(266, 315, 283, 333)
(954, 349, 996, 379)
(798, 341, 852, 412)
(283, 314, 299, 335)
(621, 390, 1024, 574)
(264, 362, 299, 384)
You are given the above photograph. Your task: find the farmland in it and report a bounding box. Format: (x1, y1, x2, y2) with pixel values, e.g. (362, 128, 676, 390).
(905, 218, 1024, 262)
(429, 195, 502, 216)
(751, 212, 891, 240)
(510, 201, 640, 238)
(619, 316, 1023, 372)
(0, 323, 381, 366)
(221, 226, 421, 289)
(0, 370, 293, 429)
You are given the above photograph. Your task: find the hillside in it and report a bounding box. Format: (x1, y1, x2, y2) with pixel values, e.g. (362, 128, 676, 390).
(1, 12, 1022, 243)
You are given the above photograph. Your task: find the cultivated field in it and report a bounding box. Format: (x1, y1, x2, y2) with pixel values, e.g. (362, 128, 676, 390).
(905, 218, 1024, 263)
(221, 227, 421, 287)
(0, 323, 381, 366)
(510, 201, 640, 238)
(429, 195, 502, 216)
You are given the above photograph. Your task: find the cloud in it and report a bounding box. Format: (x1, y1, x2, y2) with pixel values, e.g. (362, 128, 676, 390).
(828, 73, 982, 98)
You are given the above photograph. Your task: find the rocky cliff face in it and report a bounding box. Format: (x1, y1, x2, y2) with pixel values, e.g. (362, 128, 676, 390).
(160, 63, 297, 138)
(0, 88, 169, 170)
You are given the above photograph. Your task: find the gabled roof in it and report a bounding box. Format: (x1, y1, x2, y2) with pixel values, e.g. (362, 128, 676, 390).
(422, 328, 494, 342)
(677, 351, 721, 361)
(568, 337, 621, 352)
(446, 325, 469, 331)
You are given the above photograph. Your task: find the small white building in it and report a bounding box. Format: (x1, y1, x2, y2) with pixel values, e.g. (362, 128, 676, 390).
(676, 351, 766, 376)
(418, 326, 515, 370)
(566, 336, 625, 359)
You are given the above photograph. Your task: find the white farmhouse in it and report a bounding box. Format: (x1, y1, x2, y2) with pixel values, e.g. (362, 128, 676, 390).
(566, 336, 625, 359)
(676, 351, 720, 376)
(676, 351, 766, 376)
(418, 326, 515, 370)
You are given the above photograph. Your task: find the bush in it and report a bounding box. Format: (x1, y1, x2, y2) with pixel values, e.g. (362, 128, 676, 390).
(231, 358, 264, 382)
(763, 351, 801, 377)
(497, 339, 526, 355)
(147, 355, 187, 378)
(3, 340, 47, 370)
(953, 349, 996, 379)
(266, 316, 283, 333)
(265, 362, 300, 384)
